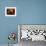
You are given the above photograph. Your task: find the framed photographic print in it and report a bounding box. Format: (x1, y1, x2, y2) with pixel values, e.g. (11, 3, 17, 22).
(5, 7, 16, 16)
(18, 24, 46, 42)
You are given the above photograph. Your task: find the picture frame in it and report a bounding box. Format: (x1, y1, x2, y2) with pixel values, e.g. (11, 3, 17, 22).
(5, 7, 16, 16)
(18, 24, 46, 42)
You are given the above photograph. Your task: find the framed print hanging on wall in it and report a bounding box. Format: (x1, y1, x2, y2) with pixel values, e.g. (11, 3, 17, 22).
(5, 7, 16, 16)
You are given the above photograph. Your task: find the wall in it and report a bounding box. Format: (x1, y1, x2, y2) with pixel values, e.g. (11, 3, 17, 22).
(0, 0, 18, 44)
(0, 0, 46, 44)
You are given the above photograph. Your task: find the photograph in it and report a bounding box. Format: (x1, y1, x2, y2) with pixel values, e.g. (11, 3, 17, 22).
(18, 24, 46, 46)
(5, 7, 16, 16)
